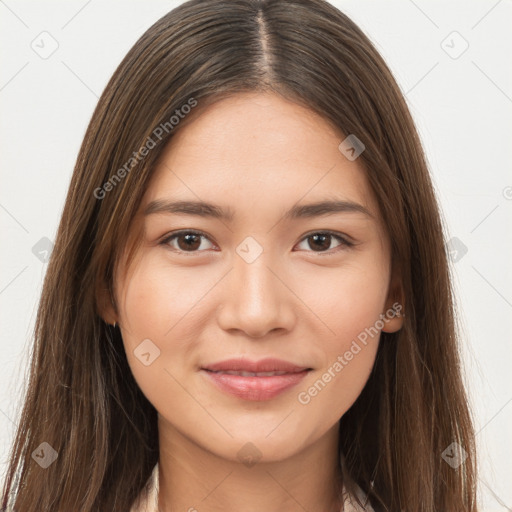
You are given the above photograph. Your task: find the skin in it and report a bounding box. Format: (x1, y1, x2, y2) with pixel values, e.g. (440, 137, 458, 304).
(102, 91, 403, 512)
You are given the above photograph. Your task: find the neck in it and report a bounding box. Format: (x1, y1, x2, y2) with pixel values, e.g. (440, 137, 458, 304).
(157, 416, 343, 512)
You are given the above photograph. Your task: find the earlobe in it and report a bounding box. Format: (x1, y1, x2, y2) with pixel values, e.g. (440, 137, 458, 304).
(381, 304, 404, 333)
(382, 275, 405, 333)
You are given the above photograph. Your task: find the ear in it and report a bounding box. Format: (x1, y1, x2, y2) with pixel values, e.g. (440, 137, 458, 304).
(95, 281, 118, 326)
(381, 271, 405, 333)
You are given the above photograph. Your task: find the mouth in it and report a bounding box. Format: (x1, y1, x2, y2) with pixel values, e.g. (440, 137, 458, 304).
(207, 370, 296, 377)
(201, 358, 312, 401)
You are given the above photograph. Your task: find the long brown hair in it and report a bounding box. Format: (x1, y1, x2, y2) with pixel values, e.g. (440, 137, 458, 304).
(1, 0, 478, 510)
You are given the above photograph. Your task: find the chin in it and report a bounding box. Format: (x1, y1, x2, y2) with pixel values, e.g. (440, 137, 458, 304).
(207, 428, 312, 465)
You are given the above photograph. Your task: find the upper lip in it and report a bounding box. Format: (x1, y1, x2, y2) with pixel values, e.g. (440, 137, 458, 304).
(202, 357, 311, 373)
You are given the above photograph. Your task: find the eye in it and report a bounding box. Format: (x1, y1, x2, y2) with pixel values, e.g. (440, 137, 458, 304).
(294, 231, 353, 254)
(161, 230, 216, 253)
(160, 229, 353, 255)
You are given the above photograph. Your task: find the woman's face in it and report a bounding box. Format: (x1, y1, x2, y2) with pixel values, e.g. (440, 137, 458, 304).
(112, 91, 402, 463)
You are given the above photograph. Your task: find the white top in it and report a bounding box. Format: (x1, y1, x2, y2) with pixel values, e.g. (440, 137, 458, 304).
(130, 463, 374, 511)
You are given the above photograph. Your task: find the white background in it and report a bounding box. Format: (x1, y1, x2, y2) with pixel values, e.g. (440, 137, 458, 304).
(1, 1, 511, 510)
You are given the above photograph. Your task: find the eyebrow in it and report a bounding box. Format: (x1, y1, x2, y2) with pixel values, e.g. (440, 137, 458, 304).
(143, 198, 373, 221)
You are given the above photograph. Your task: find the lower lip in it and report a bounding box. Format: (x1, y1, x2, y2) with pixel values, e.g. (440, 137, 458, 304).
(201, 370, 310, 401)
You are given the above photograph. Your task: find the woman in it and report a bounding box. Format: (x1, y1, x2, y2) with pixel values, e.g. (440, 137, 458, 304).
(1, 0, 478, 510)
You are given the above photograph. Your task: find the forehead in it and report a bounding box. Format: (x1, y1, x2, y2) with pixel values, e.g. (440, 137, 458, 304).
(142, 91, 380, 225)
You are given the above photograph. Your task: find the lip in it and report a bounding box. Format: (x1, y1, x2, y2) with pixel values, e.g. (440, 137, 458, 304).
(201, 357, 312, 401)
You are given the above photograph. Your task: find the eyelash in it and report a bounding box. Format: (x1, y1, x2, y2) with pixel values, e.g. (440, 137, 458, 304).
(159, 229, 354, 256)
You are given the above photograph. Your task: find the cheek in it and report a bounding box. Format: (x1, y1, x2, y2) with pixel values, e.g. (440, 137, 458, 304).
(116, 252, 225, 400)
(117, 256, 191, 410)
(118, 253, 212, 341)
(296, 254, 389, 413)
(306, 254, 389, 349)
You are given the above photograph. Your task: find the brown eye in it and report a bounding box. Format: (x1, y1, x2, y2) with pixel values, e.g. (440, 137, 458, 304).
(176, 233, 201, 251)
(162, 231, 215, 253)
(295, 231, 352, 254)
(308, 233, 332, 251)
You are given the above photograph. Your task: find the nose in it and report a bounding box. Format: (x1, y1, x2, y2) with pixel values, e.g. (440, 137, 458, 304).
(216, 251, 296, 339)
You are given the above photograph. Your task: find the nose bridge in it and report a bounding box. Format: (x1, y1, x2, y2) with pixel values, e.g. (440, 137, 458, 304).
(217, 243, 295, 337)
(236, 253, 279, 307)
